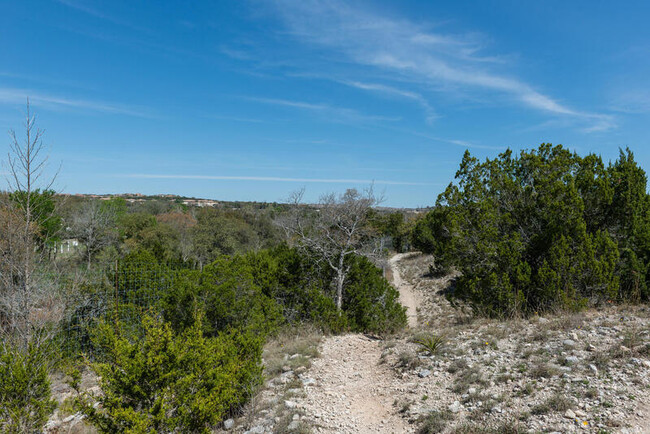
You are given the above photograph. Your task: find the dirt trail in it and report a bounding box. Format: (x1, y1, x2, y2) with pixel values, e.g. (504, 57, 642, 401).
(389, 253, 420, 328)
(298, 254, 418, 433)
(299, 334, 413, 433)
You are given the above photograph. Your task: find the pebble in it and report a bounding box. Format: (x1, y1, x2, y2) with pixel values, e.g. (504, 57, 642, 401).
(563, 339, 577, 348)
(449, 400, 462, 413)
(565, 355, 579, 365)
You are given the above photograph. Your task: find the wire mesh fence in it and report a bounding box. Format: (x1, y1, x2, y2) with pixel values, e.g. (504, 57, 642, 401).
(59, 261, 180, 357)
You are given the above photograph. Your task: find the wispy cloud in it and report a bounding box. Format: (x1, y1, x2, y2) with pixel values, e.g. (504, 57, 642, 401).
(220, 46, 253, 61)
(340, 80, 437, 123)
(610, 89, 650, 115)
(282, 71, 438, 124)
(269, 0, 613, 132)
(0, 70, 97, 92)
(120, 173, 432, 186)
(56, 0, 149, 33)
(0, 88, 154, 118)
(395, 128, 504, 151)
(245, 97, 400, 123)
(579, 114, 617, 133)
(207, 114, 267, 123)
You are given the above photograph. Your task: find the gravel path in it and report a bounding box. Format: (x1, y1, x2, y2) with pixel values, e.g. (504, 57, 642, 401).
(390, 253, 421, 328)
(299, 334, 413, 433)
(298, 254, 418, 433)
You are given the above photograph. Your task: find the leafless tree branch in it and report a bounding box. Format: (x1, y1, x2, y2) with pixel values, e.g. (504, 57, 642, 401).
(276, 185, 381, 310)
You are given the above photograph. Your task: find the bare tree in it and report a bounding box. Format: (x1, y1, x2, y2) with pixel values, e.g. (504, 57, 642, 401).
(278, 186, 381, 311)
(0, 204, 34, 331)
(0, 101, 62, 346)
(71, 200, 117, 270)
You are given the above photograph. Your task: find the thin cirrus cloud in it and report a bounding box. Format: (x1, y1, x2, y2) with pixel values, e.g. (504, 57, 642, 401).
(207, 114, 268, 123)
(245, 96, 401, 123)
(610, 89, 650, 114)
(269, 0, 615, 132)
(400, 129, 504, 151)
(55, 0, 150, 33)
(121, 173, 432, 186)
(340, 80, 437, 123)
(284, 71, 442, 125)
(0, 88, 154, 118)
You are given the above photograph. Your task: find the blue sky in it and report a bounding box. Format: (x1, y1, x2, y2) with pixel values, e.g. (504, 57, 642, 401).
(1, 0, 650, 207)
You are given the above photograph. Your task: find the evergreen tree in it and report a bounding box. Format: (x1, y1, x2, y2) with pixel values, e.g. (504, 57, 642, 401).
(412, 144, 642, 316)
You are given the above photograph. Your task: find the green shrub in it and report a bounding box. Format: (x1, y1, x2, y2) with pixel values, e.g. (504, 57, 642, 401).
(161, 245, 405, 336)
(0, 341, 56, 433)
(412, 144, 650, 316)
(161, 256, 284, 337)
(411, 206, 452, 262)
(74, 315, 263, 433)
(242, 245, 346, 332)
(248, 245, 405, 334)
(343, 255, 407, 334)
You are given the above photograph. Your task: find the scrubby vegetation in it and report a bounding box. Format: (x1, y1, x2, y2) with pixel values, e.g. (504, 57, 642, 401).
(0, 108, 408, 432)
(0, 341, 56, 433)
(52, 237, 405, 431)
(413, 144, 650, 317)
(70, 315, 262, 433)
(123, 243, 407, 338)
(3, 108, 649, 433)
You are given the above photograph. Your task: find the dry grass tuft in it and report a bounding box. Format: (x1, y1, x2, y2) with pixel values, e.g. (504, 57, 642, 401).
(263, 325, 322, 378)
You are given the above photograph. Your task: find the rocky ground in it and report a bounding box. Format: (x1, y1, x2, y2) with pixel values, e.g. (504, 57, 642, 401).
(231, 253, 650, 434)
(385, 253, 650, 433)
(46, 253, 650, 433)
(45, 370, 99, 433)
(294, 333, 411, 433)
